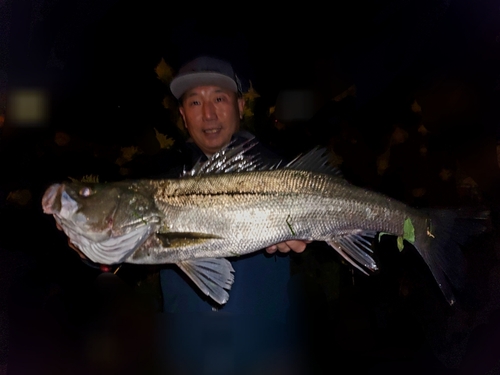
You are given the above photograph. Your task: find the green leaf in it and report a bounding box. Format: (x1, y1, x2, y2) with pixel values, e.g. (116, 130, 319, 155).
(380, 217, 415, 252)
(397, 236, 404, 251)
(403, 217, 415, 244)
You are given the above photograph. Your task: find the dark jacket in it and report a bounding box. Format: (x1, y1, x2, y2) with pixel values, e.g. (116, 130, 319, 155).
(156, 131, 307, 374)
(159, 131, 292, 318)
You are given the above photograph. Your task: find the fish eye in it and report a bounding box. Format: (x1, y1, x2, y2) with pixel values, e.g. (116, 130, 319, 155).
(79, 186, 93, 197)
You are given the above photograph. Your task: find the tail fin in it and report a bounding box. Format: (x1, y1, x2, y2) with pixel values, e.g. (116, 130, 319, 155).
(413, 208, 489, 305)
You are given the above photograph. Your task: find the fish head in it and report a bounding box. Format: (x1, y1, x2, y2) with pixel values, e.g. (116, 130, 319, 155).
(42, 181, 161, 264)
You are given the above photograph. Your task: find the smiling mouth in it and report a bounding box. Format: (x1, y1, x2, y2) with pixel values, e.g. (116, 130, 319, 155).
(203, 128, 221, 134)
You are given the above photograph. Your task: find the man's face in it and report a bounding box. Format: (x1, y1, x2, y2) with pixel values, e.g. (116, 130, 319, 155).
(179, 85, 245, 156)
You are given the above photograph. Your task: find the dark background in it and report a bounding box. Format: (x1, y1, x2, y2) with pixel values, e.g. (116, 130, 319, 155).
(1, 0, 500, 374)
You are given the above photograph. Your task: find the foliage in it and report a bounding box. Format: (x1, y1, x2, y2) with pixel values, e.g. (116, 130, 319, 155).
(154, 128, 175, 149)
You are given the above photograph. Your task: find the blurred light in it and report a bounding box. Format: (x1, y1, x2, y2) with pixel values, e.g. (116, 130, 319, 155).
(274, 89, 322, 123)
(7, 88, 49, 127)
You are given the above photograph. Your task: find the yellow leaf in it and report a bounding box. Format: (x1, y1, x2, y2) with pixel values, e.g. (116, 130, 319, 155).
(115, 158, 125, 166)
(333, 85, 356, 102)
(119, 167, 131, 176)
(122, 146, 139, 160)
(243, 81, 260, 102)
(496, 145, 500, 169)
(176, 117, 187, 135)
(418, 124, 429, 136)
(329, 150, 343, 167)
(274, 119, 285, 130)
(439, 169, 453, 181)
(155, 58, 174, 85)
(54, 132, 71, 146)
(6, 189, 32, 206)
(154, 128, 175, 149)
(243, 107, 254, 119)
(411, 100, 422, 113)
(377, 149, 390, 175)
(460, 177, 478, 188)
(115, 146, 139, 166)
(333, 94, 342, 102)
(412, 188, 426, 197)
(390, 126, 408, 145)
(162, 92, 181, 110)
(419, 145, 428, 157)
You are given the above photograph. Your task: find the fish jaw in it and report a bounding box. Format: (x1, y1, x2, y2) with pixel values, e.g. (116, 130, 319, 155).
(57, 215, 156, 264)
(42, 182, 161, 264)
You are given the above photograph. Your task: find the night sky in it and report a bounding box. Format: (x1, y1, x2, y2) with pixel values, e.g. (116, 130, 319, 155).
(4, 0, 499, 133)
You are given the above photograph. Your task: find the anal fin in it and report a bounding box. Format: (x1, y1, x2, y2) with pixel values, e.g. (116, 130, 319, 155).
(177, 258, 235, 305)
(327, 231, 378, 274)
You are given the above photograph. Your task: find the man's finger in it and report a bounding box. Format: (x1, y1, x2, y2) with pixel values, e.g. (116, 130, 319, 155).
(266, 245, 278, 254)
(277, 243, 291, 253)
(286, 240, 307, 253)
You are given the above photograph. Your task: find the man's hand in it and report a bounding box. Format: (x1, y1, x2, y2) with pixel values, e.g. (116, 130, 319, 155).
(265, 240, 312, 254)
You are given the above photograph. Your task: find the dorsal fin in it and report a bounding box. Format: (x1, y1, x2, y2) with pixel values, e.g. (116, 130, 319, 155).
(182, 137, 341, 177)
(182, 137, 272, 177)
(284, 147, 342, 176)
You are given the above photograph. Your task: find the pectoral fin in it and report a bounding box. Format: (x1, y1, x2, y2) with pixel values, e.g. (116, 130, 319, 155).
(156, 232, 222, 248)
(327, 231, 378, 274)
(177, 258, 235, 305)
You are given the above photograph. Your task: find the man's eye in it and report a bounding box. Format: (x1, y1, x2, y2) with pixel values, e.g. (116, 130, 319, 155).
(215, 97, 223, 102)
(190, 100, 200, 106)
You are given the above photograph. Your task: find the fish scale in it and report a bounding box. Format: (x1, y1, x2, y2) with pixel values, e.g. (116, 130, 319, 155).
(130, 169, 422, 264)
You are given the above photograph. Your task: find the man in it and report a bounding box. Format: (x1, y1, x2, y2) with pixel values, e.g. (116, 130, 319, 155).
(158, 56, 310, 374)
(169, 55, 308, 254)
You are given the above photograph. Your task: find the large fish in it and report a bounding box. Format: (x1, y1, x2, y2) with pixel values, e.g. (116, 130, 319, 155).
(42, 140, 485, 306)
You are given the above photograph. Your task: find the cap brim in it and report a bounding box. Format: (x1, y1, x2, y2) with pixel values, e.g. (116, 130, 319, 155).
(170, 72, 238, 99)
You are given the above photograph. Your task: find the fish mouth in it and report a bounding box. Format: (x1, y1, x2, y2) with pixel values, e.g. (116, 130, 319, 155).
(42, 183, 80, 221)
(42, 183, 63, 214)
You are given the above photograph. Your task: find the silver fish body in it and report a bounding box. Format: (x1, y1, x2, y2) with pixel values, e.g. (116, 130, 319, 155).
(128, 169, 424, 265)
(42, 143, 482, 305)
